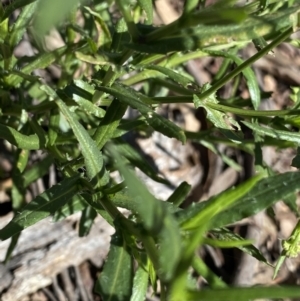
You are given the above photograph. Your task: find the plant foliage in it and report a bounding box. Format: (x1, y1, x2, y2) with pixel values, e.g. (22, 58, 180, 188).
(1, 0, 300, 300)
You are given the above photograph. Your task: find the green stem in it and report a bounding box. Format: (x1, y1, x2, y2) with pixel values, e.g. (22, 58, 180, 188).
(145, 27, 293, 107)
(273, 254, 286, 280)
(167, 49, 208, 66)
(117, 216, 161, 281)
(98, 197, 123, 221)
(192, 256, 227, 288)
(141, 235, 161, 277)
(199, 103, 300, 117)
(98, 92, 300, 117)
(150, 96, 300, 117)
(123, 50, 208, 86)
(122, 69, 162, 86)
(153, 78, 194, 95)
(134, 54, 166, 66)
(213, 57, 232, 82)
(194, 27, 294, 102)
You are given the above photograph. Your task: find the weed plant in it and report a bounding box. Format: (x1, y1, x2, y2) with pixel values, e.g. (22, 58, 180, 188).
(1, 0, 300, 300)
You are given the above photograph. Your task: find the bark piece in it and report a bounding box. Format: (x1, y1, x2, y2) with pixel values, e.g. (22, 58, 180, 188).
(0, 214, 114, 301)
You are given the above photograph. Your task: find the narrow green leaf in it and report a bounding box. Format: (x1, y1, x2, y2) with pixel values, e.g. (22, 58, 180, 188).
(207, 51, 260, 109)
(0, 123, 41, 150)
(80, 193, 114, 226)
(16, 148, 29, 174)
(283, 192, 299, 217)
(144, 65, 197, 89)
(112, 119, 147, 138)
(148, 262, 157, 293)
(106, 187, 178, 215)
(167, 182, 191, 207)
(5, 70, 41, 83)
(29, 118, 48, 148)
(12, 148, 29, 209)
(109, 18, 128, 54)
(4, 233, 21, 263)
(0, 19, 8, 44)
(210, 228, 271, 266)
(173, 179, 264, 298)
(192, 256, 227, 289)
(104, 182, 126, 194)
(75, 52, 109, 64)
(130, 262, 149, 301)
(0, 175, 80, 241)
(39, 84, 57, 99)
(177, 174, 264, 283)
(6, 147, 29, 262)
(184, 6, 248, 27)
(108, 144, 165, 233)
(7, 0, 38, 49)
(95, 231, 133, 301)
(48, 110, 60, 146)
(11, 179, 25, 213)
(200, 140, 242, 171)
(212, 172, 300, 228)
(79, 206, 97, 237)
(253, 36, 268, 52)
(63, 83, 106, 118)
(129, 5, 300, 53)
(147, 0, 245, 43)
(115, 139, 170, 185)
(193, 92, 243, 143)
(178, 172, 300, 230)
(73, 79, 96, 95)
(158, 214, 182, 281)
(186, 286, 300, 301)
(47, 86, 108, 185)
(242, 121, 300, 145)
(5, 45, 68, 87)
(23, 155, 54, 186)
(95, 83, 186, 144)
(52, 194, 87, 222)
(180, 174, 265, 230)
(93, 99, 127, 150)
(1, 0, 37, 21)
(92, 187, 129, 210)
(273, 254, 286, 279)
(203, 237, 253, 248)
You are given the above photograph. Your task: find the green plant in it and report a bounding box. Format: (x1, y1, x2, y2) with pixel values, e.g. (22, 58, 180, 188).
(1, 0, 300, 300)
